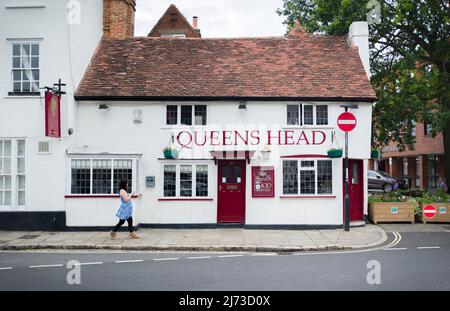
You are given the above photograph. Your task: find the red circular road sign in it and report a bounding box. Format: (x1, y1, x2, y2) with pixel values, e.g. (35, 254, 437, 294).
(423, 205, 437, 218)
(337, 112, 357, 132)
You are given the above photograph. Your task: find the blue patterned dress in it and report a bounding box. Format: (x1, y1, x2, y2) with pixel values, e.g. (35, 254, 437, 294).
(116, 194, 133, 220)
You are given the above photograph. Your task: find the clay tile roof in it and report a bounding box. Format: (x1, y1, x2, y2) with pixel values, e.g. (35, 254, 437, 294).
(75, 32, 376, 101)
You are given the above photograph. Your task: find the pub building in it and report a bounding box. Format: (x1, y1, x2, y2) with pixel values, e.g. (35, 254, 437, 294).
(65, 17, 376, 229)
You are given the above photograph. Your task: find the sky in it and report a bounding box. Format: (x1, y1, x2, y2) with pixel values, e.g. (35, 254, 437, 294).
(135, 0, 287, 38)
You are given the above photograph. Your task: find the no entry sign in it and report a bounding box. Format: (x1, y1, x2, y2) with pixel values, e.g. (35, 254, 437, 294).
(337, 112, 357, 132)
(423, 205, 437, 218)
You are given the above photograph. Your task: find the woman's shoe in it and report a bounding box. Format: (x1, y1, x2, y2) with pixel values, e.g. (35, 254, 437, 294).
(129, 232, 140, 239)
(110, 231, 116, 239)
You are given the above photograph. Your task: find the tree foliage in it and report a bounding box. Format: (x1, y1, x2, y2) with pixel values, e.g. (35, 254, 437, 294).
(278, 0, 450, 185)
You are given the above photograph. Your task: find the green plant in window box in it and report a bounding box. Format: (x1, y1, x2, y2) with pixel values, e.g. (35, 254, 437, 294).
(327, 148, 343, 158)
(163, 146, 179, 159)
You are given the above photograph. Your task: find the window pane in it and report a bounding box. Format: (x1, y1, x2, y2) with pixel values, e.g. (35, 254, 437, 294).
(221, 165, 232, 184)
(303, 105, 313, 125)
(71, 160, 91, 194)
(17, 158, 25, 174)
(194, 105, 207, 125)
(21, 44, 30, 56)
(180, 165, 192, 197)
(17, 175, 25, 189)
(4, 191, 11, 205)
(318, 160, 332, 194)
(233, 165, 242, 183)
(3, 158, 11, 174)
(4, 176, 11, 189)
(21, 57, 31, 68)
(31, 81, 39, 92)
(12, 57, 20, 68)
(17, 140, 25, 156)
(0, 177, 3, 189)
(13, 44, 20, 56)
(31, 44, 39, 56)
(22, 70, 31, 81)
(92, 160, 112, 194)
(181, 105, 192, 125)
(164, 165, 176, 197)
(31, 57, 39, 68)
(166, 105, 177, 125)
(4, 141, 11, 156)
(287, 105, 299, 125)
(301, 161, 314, 168)
(22, 82, 30, 92)
(113, 160, 132, 194)
(18, 191, 25, 206)
(196, 165, 208, 197)
(32, 70, 39, 80)
(283, 161, 298, 194)
(300, 170, 315, 194)
(13, 82, 21, 92)
(352, 162, 359, 184)
(13, 70, 21, 81)
(316, 105, 328, 125)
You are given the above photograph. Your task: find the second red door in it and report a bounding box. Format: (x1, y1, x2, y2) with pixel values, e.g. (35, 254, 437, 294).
(217, 160, 246, 223)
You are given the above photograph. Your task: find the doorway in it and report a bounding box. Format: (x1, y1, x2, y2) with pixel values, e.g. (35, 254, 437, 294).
(217, 160, 246, 223)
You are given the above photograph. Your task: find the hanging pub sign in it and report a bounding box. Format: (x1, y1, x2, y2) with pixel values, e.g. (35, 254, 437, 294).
(45, 91, 61, 138)
(252, 166, 275, 198)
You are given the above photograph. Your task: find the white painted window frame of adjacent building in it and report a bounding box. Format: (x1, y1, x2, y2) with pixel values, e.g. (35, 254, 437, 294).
(159, 160, 213, 201)
(65, 155, 140, 197)
(6, 38, 42, 97)
(0, 138, 26, 210)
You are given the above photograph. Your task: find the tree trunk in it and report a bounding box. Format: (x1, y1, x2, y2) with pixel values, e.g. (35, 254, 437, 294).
(443, 124, 450, 194)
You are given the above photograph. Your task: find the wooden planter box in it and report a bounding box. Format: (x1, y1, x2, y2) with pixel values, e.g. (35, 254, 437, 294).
(369, 202, 415, 224)
(417, 203, 450, 223)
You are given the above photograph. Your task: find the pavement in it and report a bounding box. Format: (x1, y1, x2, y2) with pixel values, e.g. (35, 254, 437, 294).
(0, 224, 387, 252)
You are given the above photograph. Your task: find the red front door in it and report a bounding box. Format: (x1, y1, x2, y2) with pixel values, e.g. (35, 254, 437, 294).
(217, 160, 246, 223)
(344, 159, 364, 221)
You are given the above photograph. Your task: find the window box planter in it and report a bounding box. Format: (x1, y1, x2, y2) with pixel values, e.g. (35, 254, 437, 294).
(368, 202, 415, 224)
(416, 203, 450, 223)
(163, 148, 179, 159)
(327, 148, 343, 158)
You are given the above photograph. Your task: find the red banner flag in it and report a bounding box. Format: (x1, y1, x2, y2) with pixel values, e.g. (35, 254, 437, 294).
(45, 91, 61, 138)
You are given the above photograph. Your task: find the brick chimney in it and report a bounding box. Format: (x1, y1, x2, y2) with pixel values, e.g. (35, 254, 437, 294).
(192, 16, 198, 29)
(103, 0, 136, 39)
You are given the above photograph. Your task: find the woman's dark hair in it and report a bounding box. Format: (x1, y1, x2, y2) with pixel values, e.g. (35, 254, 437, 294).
(119, 179, 128, 192)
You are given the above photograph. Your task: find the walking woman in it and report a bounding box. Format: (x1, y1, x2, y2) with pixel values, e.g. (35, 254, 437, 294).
(110, 179, 140, 239)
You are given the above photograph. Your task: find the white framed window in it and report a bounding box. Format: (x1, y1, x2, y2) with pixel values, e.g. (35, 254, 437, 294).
(9, 41, 40, 96)
(165, 105, 207, 126)
(286, 104, 328, 126)
(282, 159, 333, 195)
(162, 162, 210, 198)
(69, 158, 137, 195)
(0, 139, 26, 209)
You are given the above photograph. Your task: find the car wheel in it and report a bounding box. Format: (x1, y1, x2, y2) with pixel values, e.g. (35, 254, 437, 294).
(382, 183, 393, 193)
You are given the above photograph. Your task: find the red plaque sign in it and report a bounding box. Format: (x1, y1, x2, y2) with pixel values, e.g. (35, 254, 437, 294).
(252, 166, 275, 198)
(45, 91, 61, 138)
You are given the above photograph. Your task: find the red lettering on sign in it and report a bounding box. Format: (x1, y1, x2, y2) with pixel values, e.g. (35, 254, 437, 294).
(234, 130, 249, 145)
(210, 131, 220, 145)
(177, 131, 192, 149)
(267, 130, 282, 145)
(194, 131, 207, 146)
(250, 130, 260, 145)
(296, 131, 310, 145)
(312, 130, 326, 145)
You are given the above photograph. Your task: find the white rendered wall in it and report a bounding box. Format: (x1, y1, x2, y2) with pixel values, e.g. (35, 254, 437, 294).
(69, 100, 373, 225)
(0, 0, 103, 212)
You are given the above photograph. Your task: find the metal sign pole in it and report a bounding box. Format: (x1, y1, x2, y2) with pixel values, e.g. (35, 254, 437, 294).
(344, 130, 350, 231)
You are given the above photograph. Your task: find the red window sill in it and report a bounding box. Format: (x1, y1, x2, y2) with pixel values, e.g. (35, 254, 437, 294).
(279, 195, 336, 199)
(65, 194, 139, 199)
(158, 198, 214, 201)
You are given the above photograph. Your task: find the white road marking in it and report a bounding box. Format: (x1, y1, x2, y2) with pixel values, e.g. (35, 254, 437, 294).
(0, 267, 13, 271)
(153, 257, 179, 261)
(417, 246, 440, 249)
(187, 256, 212, 260)
(30, 264, 63, 268)
(218, 254, 244, 258)
(383, 247, 407, 251)
(115, 259, 144, 264)
(251, 253, 278, 256)
(74, 262, 103, 266)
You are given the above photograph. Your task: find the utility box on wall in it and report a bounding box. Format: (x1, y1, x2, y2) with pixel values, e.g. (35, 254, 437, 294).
(146, 176, 155, 187)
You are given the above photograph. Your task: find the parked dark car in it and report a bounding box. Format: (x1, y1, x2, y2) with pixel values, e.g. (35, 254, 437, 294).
(368, 170, 399, 192)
